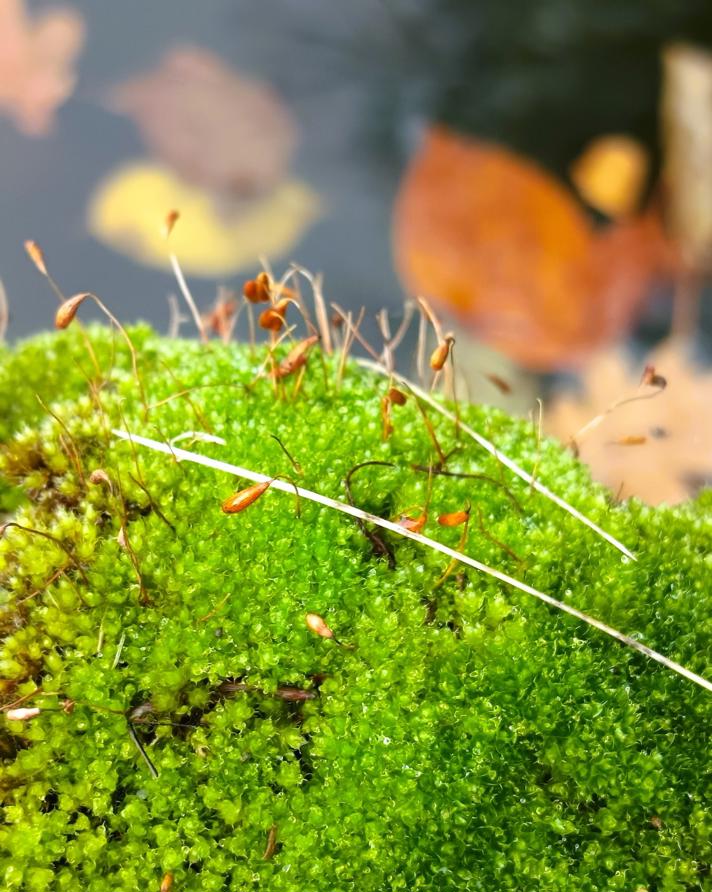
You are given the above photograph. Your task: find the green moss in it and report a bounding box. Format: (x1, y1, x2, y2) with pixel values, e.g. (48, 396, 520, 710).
(0, 326, 710, 891)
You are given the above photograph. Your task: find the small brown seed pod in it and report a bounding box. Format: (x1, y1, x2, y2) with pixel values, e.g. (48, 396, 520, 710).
(221, 480, 272, 514)
(243, 271, 272, 304)
(55, 293, 90, 329)
(429, 335, 455, 371)
(437, 509, 471, 527)
(305, 612, 334, 639)
(258, 297, 291, 332)
(387, 387, 407, 406)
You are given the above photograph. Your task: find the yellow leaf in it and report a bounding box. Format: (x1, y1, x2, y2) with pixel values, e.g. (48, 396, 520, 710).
(87, 162, 321, 277)
(569, 134, 649, 219)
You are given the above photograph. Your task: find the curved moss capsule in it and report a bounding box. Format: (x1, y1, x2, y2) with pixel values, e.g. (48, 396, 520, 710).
(55, 293, 90, 330)
(305, 612, 334, 639)
(221, 480, 272, 514)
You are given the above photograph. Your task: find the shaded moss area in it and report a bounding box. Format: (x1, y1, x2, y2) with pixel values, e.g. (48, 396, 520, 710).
(0, 326, 710, 891)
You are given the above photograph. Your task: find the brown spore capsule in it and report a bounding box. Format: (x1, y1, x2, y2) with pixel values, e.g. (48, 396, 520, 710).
(221, 480, 272, 514)
(55, 293, 90, 329)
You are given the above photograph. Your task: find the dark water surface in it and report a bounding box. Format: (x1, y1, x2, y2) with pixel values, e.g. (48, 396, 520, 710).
(0, 1, 405, 338)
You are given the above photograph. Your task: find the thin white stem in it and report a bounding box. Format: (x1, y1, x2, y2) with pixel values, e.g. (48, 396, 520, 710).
(276, 265, 319, 339)
(376, 309, 394, 372)
(166, 293, 186, 339)
(357, 358, 636, 562)
(111, 429, 710, 693)
(111, 631, 126, 671)
(169, 431, 227, 447)
(169, 253, 207, 344)
(335, 309, 355, 391)
(331, 303, 380, 361)
(308, 271, 333, 355)
(222, 290, 244, 344)
(416, 309, 427, 384)
(389, 301, 415, 355)
(417, 295, 444, 342)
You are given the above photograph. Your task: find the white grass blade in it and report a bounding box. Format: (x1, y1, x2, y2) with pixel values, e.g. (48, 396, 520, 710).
(112, 429, 710, 693)
(169, 253, 207, 344)
(357, 358, 636, 561)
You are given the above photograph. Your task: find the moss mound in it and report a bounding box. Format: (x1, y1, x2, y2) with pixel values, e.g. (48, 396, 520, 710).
(0, 326, 710, 891)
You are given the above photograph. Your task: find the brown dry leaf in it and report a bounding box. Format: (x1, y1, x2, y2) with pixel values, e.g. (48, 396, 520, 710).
(0, 0, 84, 136)
(546, 341, 712, 505)
(393, 127, 674, 370)
(569, 134, 650, 219)
(109, 46, 297, 197)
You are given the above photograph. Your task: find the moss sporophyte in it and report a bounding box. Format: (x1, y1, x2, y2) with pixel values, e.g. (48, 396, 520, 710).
(0, 294, 711, 890)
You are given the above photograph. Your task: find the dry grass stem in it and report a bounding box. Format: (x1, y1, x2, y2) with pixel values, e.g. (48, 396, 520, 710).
(168, 253, 208, 344)
(112, 429, 709, 692)
(416, 307, 428, 385)
(166, 294, 187, 338)
(331, 303, 380, 361)
(58, 292, 147, 415)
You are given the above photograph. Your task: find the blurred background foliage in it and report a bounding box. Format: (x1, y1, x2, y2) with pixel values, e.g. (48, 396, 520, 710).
(1, 0, 712, 504)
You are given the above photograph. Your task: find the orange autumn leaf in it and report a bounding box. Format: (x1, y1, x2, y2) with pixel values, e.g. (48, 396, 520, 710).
(109, 47, 297, 197)
(0, 0, 84, 136)
(393, 127, 674, 370)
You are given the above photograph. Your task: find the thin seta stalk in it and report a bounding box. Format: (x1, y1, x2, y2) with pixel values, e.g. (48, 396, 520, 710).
(54, 291, 149, 418)
(111, 428, 710, 694)
(163, 210, 208, 344)
(24, 239, 102, 379)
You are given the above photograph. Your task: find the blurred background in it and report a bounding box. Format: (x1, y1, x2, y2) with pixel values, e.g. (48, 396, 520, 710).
(1, 0, 712, 505)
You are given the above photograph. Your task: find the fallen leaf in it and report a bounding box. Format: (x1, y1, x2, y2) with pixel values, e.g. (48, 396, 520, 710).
(662, 43, 712, 273)
(87, 161, 321, 277)
(109, 46, 297, 197)
(546, 341, 712, 505)
(0, 0, 84, 136)
(393, 127, 674, 370)
(570, 134, 649, 219)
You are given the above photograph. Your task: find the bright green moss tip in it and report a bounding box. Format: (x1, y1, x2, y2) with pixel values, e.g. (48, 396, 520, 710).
(0, 325, 710, 892)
